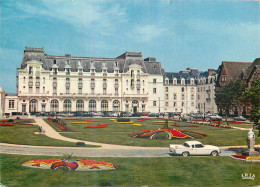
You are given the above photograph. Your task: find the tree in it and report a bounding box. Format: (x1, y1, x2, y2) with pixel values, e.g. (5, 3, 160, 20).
(215, 80, 246, 124)
(243, 78, 260, 134)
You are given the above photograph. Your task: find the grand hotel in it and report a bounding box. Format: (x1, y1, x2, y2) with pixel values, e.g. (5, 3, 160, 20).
(0, 47, 218, 116)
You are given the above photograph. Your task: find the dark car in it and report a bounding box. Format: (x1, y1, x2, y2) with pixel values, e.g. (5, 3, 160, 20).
(233, 116, 246, 121)
(83, 112, 94, 117)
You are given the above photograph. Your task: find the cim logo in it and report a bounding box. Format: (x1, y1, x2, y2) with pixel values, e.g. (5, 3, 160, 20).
(241, 173, 255, 180)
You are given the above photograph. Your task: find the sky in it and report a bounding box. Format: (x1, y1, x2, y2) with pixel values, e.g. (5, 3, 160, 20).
(0, 0, 259, 93)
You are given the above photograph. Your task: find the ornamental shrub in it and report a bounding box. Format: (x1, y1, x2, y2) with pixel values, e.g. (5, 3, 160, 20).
(76, 142, 85, 147)
(117, 118, 130, 122)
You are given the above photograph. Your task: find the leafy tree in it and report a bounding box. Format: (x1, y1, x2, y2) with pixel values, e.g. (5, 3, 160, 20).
(243, 78, 260, 135)
(215, 80, 246, 115)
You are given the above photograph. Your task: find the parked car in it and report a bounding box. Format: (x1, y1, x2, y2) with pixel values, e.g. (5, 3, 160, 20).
(208, 114, 222, 121)
(233, 116, 246, 121)
(169, 141, 220, 157)
(191, 114, 203, 119)
(148, 113, 158, 117)
(83, 112, 94, 117)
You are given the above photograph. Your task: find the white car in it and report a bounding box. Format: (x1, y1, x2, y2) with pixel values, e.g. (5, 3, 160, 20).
(169, 141, 220, 157)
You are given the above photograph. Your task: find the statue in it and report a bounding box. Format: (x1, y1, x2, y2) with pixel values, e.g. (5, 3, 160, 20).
(243, 128, 260, 156)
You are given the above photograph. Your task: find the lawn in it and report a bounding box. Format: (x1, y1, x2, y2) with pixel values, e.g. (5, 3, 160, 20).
(0, 123, 99, 147)
(0, 153, 259, 187)
(59, 118, 260, 147)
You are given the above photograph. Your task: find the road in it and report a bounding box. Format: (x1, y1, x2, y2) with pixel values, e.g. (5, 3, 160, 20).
(0, 143, 235, 157)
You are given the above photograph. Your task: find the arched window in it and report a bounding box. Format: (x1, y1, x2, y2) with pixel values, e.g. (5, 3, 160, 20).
(89, 100, 96, 111)
(50, 99, 59, 112)
(76, 100, 84, 111)
(101, 100, 108, 111)
(63, 99, 71, 112)
(29, 99, 38, 113)
(132, 100, 138, 106)
(113, 100, 120, 112)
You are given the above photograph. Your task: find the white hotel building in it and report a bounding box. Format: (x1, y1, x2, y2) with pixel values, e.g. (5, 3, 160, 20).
(2, 47, 218, 116)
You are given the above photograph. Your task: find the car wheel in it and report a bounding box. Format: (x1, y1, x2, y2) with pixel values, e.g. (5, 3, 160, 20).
(182, 152, 189, 157)
(211, 151, 218, 156)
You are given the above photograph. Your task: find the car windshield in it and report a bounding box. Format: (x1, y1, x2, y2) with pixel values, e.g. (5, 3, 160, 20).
(183, 143, 190, 147)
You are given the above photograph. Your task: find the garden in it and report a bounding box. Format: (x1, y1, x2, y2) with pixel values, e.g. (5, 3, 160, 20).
(1, 153, 259, 187)
(47, 117, 259, 147)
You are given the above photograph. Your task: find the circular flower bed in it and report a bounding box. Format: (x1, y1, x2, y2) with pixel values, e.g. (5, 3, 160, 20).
(21, 159, 115, 171)
(129, 128, 207, 139)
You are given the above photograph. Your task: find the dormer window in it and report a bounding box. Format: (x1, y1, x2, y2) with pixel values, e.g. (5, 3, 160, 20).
(29, 67, 33, 74)
(77, 61, 83, 75)
(165, 79, 169, 85)
(115, 61, 118, 67)
(65, 60, 71, 75)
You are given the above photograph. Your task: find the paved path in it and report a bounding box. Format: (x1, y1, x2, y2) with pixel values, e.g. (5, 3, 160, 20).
(0, 143, 237, 157)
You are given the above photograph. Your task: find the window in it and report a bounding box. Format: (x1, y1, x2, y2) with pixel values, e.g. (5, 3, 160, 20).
(198, 95, 200, 100)
(153, 79, 156, 83)
(143, 89, 145, 94)
(173, 102, 176, 107)
(143, 80, 145, 85)
(43, 86, 45, 93)
(42, 104, 46, 112)
(22, 105, 26, 113)
(50, 99, 59, 112)
(165, 79, 169, 84)
(181, 79, 185, 85)
(195, 144, 204, 148)
(53, 77, 57, 83)
(174, 94, 177, 100)
(153, 101, 156, 106)
(113, 100, 120, 112)
(165, 87, 168, 92)
(101, 100, 108, 111)
(165, 94, 168, 99)
(174, 79, 177, 85)
(115, 79, 118, 85)
(29, 87, 32, 93)
(137, 88, 140, 94)
(29, 67, 33, 74)
(221, 76, 226, 82)
(181, 87, 185, 92)
(76, 100, 84, 111)
(182, 94, 185, 100)
(29, 99, 38, 112)
(66, 87, 70, 94)
(183, 143, 190, 147)
(66, 78, 70, 83)
(198, 87, 200, 92)
(153, 88, 156, 94)
(63, 99, 71, 112)
(78, 88, 82, 94)
(23, 77, 26, 83)
(9, 100, 14, 109)
(89, 100, 96, 111)
(191, 94, 194, 100)
(191, 102, 194, 107)
(191, 87, 194, 92)
(115, 88, 118, 95)
(36, 87, 39, 93)
(29, 76, 33, 83)
(103, 88, 107, 95)
(53, 87, 57, 95)
(43, 77, 45, 84)
(91, 88, 94, 95)
(165, 102, 168, 106)
(182, 102, 184, 107)
(36, 77, 40, 83)
(78, 78, 82, 83)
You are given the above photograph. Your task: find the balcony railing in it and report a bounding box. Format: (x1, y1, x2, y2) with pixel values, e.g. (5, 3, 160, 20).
(91, 83, 95, 87)
(114, 83, 119, 88)
(136, 83, 141, 88)
(53, 82, 57, 87)
(103, 83, 107, 87)
(65, 83, 70, 87)
(35, 82, 40, 86)
(28, 82, 33, 86)
(103, 73, 107, 76)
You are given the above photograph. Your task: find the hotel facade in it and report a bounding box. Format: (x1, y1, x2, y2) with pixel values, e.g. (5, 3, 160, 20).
(2, 47, 218, 116)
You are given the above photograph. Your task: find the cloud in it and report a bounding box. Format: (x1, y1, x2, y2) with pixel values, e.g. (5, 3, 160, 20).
(12, 0, 127, 36)
(129, 24, 169, 42)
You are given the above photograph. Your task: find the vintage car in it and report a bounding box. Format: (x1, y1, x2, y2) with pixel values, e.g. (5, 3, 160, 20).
(169, 141, 220, 157)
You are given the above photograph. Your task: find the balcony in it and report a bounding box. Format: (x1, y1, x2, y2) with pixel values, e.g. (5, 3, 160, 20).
(35, 82, 40, 86)
(78, 83, 83, 87)
(103, 83, 107, 87)
(206, 98, 211, 102)
(91, 83, 95, 87)
(91, 73, 95, 76)
(28, 82, 33, 86)
(136, 83, 141, 88)
(78, 72, 83, 76)
(114, 83, 119, 88)
(65, 82, 70, 87)
(53, 82, 57, 87)
(103, 73, 107, 76)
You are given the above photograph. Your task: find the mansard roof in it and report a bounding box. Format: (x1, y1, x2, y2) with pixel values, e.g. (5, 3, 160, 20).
(19, 47, 163, 75)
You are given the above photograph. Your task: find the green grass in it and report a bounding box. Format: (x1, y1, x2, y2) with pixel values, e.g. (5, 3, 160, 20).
(0, 124, 99, 147)
(0, 153, 259, 186)
(60, 118, 260, 147)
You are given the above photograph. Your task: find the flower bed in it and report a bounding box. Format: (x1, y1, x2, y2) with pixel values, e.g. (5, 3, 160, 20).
(47, 118, 68, 131)
(0, 123, 14, 126)
(84, 124, 107, 128)
(188, 121, 233, 129)
(0, 120, 33, 126)
(232, 154, 260, 160)
(129, 128, 207, 139)
(21, 159, 115, 171)
(171, 124, 198, 127)
(229, 121, 244, 124)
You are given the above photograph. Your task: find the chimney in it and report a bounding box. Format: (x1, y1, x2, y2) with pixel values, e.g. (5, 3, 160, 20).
(208, 69, 215, 76)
